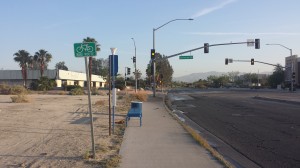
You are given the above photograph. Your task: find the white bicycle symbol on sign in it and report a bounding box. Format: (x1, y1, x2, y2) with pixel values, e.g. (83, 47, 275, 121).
(76, 44, 94, 53)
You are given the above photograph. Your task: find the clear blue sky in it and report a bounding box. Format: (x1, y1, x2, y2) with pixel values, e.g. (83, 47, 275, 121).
(1, 0, 300, 78)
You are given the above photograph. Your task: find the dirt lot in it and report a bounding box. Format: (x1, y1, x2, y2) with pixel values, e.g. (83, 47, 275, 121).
(0, 94, 129, 168)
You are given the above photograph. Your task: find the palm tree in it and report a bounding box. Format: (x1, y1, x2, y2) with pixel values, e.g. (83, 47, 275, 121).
(83, 37, 101, 86)
(13, 50, 32, 87)
(34, 49, 52, 77)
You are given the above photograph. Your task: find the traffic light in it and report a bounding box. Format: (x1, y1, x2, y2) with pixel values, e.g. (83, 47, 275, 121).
(204, 43, 209, 53)
(127, 68, 131, 75)
(292, 72, 296, 79)
(255, 39, 260, 49)
(133, 56, 136, 63)
(251, 58, 254, 65)
(225, 58, 228, 65)
(151, 49, 155, 59)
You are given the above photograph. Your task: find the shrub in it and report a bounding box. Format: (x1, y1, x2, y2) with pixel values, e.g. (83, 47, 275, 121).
(91, 87, 99, 95)
(64, 85, 81, 91)
(0, 84, 11, 94)
(70, 87, 84, 95)
(30, 77, 56, 91)
(10, 85, 28, 95)
(11, 94, 30, 103)
(131, 91, 148, 102)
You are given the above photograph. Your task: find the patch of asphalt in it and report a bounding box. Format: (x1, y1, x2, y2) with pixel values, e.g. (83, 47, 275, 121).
(253, 96, 300, 105)
(164, 93, 261, 168)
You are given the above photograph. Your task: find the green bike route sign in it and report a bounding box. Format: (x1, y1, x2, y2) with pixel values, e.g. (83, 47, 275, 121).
(74, 42, 97, 57)
(179, 55, 193, 59)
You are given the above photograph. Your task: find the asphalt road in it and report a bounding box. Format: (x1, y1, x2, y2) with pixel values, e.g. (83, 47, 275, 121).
(170, 89, 300, 168)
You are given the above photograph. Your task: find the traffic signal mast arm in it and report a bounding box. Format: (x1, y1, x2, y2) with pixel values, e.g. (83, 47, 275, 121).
(232, 59, 286, 69)
(163, 41, 258, 60)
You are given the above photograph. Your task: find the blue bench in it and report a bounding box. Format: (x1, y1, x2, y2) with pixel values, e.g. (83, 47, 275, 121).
(126, 101, 143, 127)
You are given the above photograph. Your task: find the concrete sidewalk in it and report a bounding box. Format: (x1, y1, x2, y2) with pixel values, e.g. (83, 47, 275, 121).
(119, 96, 223, 168)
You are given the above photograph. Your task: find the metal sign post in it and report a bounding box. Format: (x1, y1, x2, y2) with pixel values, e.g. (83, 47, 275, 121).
(74, 42, 96, 159)
(84, 57, 96, 158)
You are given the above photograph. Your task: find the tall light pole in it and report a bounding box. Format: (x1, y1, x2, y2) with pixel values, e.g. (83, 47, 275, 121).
(152, 18, 193, 97)
(266, 43, 294, 91)
(131, 38, 137, 93)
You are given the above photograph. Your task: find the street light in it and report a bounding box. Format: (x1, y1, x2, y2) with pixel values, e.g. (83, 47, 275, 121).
(152, 18, 193, 97)
(131, 38, 137, 93)
(266, 43, 294, 91)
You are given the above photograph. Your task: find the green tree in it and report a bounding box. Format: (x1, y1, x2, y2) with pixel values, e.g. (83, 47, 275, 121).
(13, 50, 32, 87)
(268, 64, 284, 88)
(207, 75, 230, 88)
(91, 58, 109, 79)
(34, 49, 52, 77)
(55, 61, 68, 70)
(83, 37, 101, 83)
(146, 53, 173, 87)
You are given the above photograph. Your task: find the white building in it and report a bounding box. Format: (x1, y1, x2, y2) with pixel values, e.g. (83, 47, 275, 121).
(0, 69, 106, 88)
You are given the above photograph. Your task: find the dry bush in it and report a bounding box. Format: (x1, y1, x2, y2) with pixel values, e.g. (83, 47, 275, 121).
(130, 91, 148, 102)
(0, 84, 10, 94)
(11, 94, 30, 103)
(70, 87, 84, 95)
(1, 84, 28, 95)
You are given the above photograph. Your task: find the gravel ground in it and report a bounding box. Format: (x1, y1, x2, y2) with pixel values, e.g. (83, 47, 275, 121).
(0, 94, 129, 168)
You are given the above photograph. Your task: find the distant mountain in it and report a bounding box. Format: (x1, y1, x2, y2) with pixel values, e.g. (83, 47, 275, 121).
(173, 71, 226, 82)
(173, 71, 272, 83)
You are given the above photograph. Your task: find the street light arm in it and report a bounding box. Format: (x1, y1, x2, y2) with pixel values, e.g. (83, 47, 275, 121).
(266, 43, 292, 52)
(154, 18, 193, 31)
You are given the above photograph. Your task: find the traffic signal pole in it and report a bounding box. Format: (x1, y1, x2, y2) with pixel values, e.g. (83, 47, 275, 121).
(152, 28, 156, 97)
(165, 40, 259, 59)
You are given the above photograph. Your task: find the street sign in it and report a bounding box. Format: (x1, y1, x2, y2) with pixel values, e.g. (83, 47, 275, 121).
(109, 55, 118, 76)
(247, 39, 254, 47)
(74, 42, 97, 57)
(179, 55, 193, 59)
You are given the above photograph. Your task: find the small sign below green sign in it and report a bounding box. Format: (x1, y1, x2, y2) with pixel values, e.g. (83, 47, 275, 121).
(179, 55, 193, 59)
(74, 42, 97, 57)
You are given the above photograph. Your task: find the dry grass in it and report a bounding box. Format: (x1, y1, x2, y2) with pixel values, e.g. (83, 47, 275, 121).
(0, 84, 28, 95)
(11, 94, 30, 103)
(182, 125, 233, 168)
(84, 97, 127, 168)
(94, 100, 106, 106)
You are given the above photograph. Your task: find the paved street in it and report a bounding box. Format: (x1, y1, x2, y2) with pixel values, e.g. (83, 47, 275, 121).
(169, 89, 300, 168)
